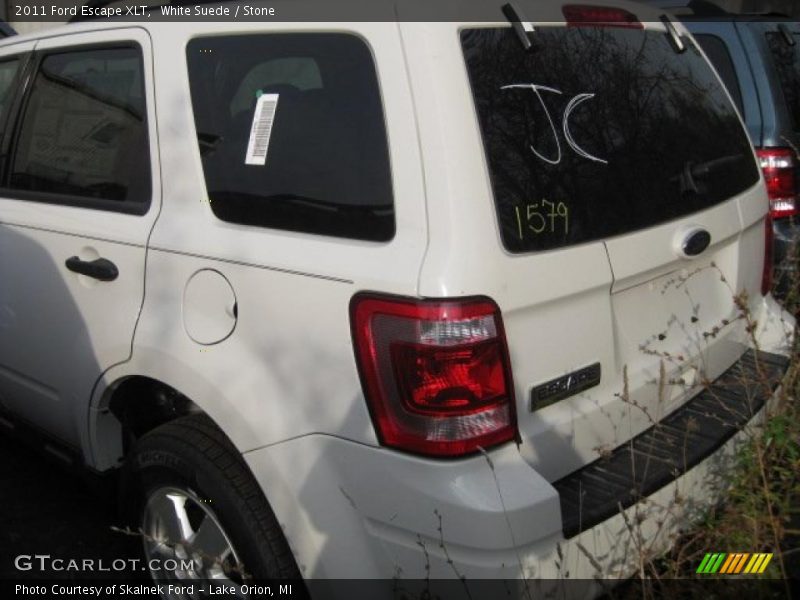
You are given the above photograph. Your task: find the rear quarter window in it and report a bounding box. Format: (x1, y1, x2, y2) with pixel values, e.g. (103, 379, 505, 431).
(186, 34, 394, 242)
(461, 26, 760, 253)
(766, 31, 800, 130)
(692, 33, 745, 117)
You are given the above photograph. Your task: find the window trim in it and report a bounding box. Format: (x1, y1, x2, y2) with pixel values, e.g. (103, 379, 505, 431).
(0, 41, 152, 216)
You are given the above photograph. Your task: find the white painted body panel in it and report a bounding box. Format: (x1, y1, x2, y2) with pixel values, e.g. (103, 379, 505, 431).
(0, 27, 160, 450)
(247, 379, 785, 583)
(92, 20, 428, 465)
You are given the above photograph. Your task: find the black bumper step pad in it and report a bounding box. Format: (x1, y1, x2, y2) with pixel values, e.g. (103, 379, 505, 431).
(552, 349, 789, 539)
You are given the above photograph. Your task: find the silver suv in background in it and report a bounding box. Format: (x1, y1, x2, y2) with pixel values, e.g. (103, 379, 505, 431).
(651, 0, 800, 300)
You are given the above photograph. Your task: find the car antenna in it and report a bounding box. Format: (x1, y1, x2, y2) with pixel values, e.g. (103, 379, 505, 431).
(501, 3, 536, 51)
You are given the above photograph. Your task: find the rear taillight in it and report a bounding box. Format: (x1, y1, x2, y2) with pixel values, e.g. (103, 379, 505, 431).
(757, 148, 798, 219)
(562, 4, 643, 28)
(351, 294, 517, 458)
(762, 216, 774, 297)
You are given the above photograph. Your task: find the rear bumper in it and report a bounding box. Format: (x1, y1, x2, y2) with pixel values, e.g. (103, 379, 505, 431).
(553, 349, 788, 538)
(242, 349, 788, 595)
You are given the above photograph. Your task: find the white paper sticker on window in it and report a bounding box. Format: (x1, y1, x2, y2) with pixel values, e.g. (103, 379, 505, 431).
(245, 93, 279, 166)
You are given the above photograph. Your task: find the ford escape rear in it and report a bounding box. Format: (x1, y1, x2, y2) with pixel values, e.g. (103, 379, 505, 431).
(0, 0, 793, 597)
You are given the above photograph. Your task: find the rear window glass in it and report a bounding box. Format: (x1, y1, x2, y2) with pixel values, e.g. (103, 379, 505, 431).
(186, 34, 394, 242)
(766, 31, 800, 130)
(461, 27, 759, 253)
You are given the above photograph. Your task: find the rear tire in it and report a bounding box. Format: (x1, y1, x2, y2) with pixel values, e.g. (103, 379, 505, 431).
(123, 414, 301, 594)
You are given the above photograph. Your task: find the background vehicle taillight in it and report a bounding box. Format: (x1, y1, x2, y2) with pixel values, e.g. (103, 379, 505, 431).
(351, 294, 517, 458)
(757, 148, 798, 219)
(562, 4, 643, 29)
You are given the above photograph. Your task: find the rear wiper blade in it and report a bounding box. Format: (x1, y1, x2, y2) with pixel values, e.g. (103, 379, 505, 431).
(689, 154, 744, 178)
(670, 154, 744, 195)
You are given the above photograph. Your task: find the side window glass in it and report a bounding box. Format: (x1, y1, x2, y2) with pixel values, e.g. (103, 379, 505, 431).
(0, 58, 20, 135)
(8, 46, 150, 208)
(229, 58, 322, 116)
(693, 34, 745, 118)
(186, 34, 394, 242)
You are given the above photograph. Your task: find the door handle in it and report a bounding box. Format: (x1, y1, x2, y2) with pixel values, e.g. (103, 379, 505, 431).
(65, 256, 119, 282)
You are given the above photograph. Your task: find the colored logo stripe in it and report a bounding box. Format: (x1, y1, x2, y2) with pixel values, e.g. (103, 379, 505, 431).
(719, 553, 737, 574)
(697, 553, 726, 573)
(749, 553, 773, 574)
(696, 553, 713, 573)
(744, 554, 761, 573)
(736, 553, 750, 573)
(728, 553, 749, 574)
(697, 552, 773, 574)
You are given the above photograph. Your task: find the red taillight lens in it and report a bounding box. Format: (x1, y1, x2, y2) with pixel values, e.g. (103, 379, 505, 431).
(351, 294, 517, 457)
(757, 148, 798, 219)
(763, 216, 774, 297)
(392, 340, 507, 415)
(562, 4, 643, 28)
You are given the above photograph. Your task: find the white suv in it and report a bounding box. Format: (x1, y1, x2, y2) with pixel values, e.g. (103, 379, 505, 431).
(0, 0, 793, 596)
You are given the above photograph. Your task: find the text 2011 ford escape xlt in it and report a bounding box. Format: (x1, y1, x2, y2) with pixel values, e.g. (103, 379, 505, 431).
(0, 1, 793, 598)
